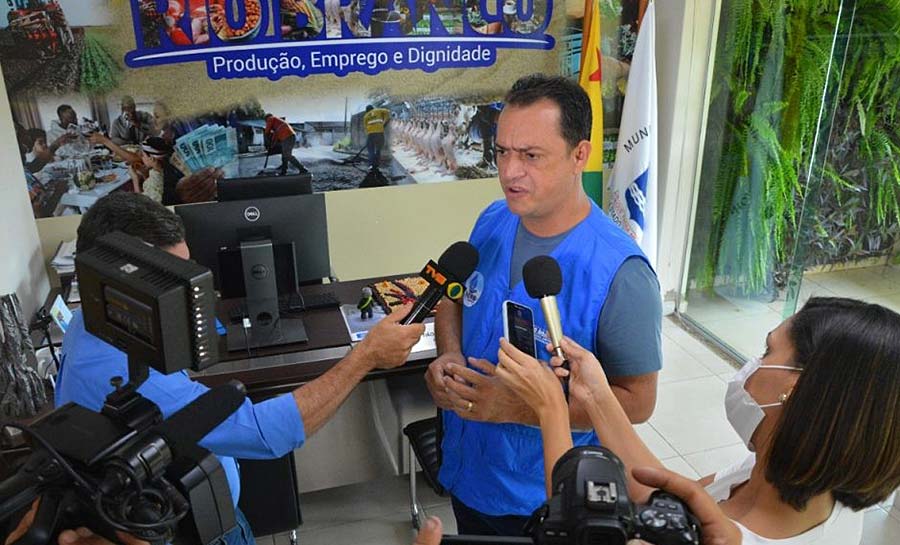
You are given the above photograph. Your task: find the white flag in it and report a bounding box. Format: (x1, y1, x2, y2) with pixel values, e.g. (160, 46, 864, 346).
(607, 1, 658, 268)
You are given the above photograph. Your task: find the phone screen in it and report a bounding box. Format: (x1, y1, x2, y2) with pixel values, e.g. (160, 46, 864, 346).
(504, 301, 536, 357)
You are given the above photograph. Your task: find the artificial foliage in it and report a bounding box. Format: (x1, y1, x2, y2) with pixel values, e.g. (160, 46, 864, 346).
(695, 0, 900, 295)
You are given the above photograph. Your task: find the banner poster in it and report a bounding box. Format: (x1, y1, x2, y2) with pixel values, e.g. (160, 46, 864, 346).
(2, 0, 640, 218)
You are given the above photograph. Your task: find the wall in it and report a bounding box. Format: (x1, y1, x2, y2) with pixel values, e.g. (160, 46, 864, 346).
(654, 0, 720, 305)
(34, 181, 502, 286)
(0, 66, 49, 319)
(17, 1, 721, 315)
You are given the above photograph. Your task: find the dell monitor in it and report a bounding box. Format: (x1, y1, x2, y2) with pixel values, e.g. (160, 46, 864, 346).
(175, 193, 330, 352)
(218, 173, 312, 202)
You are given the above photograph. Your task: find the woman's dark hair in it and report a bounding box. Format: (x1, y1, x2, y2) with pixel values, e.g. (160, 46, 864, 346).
(766, 297, 900, 510)
(76, 192, 185, 254)
(503, 74, 591, 150)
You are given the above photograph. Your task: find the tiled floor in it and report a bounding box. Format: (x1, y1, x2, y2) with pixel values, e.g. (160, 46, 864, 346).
(682, 264, 900, 357)
(258, 314, 898, 545)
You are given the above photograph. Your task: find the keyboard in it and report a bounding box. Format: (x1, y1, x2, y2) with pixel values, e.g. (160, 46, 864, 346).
(282, 291, 341, 312)
(227, 292, 341, 323)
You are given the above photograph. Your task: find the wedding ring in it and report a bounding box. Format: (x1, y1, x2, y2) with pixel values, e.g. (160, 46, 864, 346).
(465, 400, 474, 412)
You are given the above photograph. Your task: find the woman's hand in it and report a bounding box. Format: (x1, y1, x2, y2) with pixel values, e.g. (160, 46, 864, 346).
(632, 467, 742, 545)
(551, 337, 613, 405)
(496, 338, 566, 418)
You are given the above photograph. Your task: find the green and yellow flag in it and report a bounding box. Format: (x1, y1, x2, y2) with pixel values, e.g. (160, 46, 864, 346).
(578, 0, 604, 205)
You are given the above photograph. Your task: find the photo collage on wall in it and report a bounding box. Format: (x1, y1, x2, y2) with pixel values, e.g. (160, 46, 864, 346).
(2, 0, 640, 219)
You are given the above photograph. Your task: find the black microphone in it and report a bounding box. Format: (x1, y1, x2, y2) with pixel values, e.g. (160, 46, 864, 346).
(152, 381, 247, 456)
(401, 241, 479, 325)
(523, 255, 566, 361)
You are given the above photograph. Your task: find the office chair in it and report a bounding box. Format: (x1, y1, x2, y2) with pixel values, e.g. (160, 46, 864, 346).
(402, 412, 447, 529)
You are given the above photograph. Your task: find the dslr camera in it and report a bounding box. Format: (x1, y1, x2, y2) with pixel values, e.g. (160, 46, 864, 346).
(444, 446, 701, 545)
(1, 232, 240, 545)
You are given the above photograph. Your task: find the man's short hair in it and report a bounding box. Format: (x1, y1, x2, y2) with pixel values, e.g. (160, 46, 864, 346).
(366, 105, 373, 112)
(504, 74, 591, 150)
(121, 95, 136, 109)
(57, 104, 73, 119)
(76, 193, 185, 254)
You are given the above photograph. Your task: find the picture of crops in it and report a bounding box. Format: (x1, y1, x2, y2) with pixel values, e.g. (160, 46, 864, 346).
(79, 30, 121, 94)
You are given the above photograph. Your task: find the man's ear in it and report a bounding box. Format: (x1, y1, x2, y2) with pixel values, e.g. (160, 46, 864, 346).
(572, 140, 591, 168)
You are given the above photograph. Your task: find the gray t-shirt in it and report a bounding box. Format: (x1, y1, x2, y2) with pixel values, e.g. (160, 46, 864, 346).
(510, 223, 662, 377)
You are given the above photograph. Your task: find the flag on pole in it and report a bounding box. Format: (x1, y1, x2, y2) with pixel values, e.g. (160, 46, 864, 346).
(606, 1, 658, 268)
(578, 0, 603, 205)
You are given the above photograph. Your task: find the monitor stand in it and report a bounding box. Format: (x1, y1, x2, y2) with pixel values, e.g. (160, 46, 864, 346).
(226, 239, 308, 352)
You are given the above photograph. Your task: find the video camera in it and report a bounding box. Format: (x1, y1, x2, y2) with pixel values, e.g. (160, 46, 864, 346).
(1, 232, 241, 545)
(443, 446, 701, 545)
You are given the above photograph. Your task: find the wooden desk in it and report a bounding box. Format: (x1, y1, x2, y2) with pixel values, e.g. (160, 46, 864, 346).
(192, 276, 434, 398)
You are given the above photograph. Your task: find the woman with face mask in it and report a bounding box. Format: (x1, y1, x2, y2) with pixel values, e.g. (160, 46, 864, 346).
(493, 297, 900, 545)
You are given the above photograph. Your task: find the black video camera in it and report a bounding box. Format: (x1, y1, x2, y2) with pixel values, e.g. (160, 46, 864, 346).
(443, 446, 701, 545)
(1, 232, 240, 545)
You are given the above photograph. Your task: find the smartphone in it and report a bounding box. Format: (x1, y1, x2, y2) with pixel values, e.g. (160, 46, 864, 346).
(502, 300, 537, 357)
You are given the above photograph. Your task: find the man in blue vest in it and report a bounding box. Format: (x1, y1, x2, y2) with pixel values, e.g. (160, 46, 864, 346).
(425, 74, 662, 535)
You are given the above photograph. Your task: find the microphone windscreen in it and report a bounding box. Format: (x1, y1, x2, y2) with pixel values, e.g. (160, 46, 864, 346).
(438, 241, 479, 282)
(153, 382, 246, 456)
(523, 255, 563, 298)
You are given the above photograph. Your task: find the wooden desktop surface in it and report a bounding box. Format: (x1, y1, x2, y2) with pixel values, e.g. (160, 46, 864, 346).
(192, 275, 433, 397)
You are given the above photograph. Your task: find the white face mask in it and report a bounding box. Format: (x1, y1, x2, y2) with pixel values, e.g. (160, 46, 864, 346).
(725, 357, 801, 451)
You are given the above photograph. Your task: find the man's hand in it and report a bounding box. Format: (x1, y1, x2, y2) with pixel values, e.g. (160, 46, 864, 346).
(412, 516, 442, 545)
(175, 167, 221, 204)
(57, 528, 148, 545)
(3, 500, 147, 545)
(632, 467, 742, 545)
(425, 351, 465, 409)
(444, 357, 534, 424)
(354, 303, 425, 370)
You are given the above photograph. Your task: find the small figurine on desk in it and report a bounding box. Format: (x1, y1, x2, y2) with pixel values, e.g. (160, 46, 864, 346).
(358, 286, 375, 320)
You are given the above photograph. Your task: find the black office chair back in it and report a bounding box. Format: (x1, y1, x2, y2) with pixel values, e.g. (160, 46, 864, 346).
(402, 411, 446, 496)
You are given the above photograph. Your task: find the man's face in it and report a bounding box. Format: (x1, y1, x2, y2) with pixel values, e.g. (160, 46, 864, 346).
(122, 102, 137, 120)
(60, 108, 76, 126)
(495, 100, 588, 226)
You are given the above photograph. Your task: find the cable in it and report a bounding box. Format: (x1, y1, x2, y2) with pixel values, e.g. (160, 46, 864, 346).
(0, 422, 96, 494)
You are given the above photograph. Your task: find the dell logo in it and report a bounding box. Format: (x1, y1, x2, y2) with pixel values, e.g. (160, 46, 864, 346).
(244, 206, 261, 222)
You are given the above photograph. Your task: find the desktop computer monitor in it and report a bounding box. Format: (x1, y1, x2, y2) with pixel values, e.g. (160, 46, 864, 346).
(175, 194, 330, 352)
(218, 173, 312, 202)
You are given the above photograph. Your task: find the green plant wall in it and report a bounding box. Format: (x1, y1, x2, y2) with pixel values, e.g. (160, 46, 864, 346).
(693, 0, 900, 296)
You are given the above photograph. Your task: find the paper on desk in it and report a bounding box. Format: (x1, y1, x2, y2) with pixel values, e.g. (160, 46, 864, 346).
(51, 239, 77, 275)
(339, 304, 435, 353)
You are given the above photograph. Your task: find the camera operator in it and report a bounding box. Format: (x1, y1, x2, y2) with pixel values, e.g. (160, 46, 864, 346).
(495, 298, 900, 545)
(53, 193, 426, 545)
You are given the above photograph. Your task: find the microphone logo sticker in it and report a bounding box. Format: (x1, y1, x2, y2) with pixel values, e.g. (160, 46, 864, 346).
(445, 282, 464, 301)
(463, 271, 484, 307)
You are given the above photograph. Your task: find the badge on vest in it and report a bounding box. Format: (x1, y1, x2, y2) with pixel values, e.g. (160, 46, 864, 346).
(463, 271, 484, 307)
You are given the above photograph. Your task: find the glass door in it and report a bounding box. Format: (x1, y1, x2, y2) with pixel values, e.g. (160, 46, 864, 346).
(678, 0, 900, 358)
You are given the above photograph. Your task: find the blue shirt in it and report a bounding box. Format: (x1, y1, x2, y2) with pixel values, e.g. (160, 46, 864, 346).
(55, 309, 306, 506)
(440, 200, 656, 516)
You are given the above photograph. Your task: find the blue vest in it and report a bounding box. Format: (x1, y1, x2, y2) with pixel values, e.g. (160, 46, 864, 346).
(438, 200, 646, 516)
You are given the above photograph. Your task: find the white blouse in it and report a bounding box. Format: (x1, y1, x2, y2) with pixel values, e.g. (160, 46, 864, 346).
(704, 454, 863, 545)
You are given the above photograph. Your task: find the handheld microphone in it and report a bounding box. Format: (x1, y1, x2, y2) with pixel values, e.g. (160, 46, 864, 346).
(523, 255, 566, 361)
(401, 241, 479, 325)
